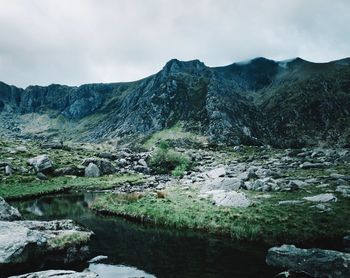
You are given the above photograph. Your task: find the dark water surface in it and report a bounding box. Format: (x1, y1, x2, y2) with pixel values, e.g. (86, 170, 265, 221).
(11, 193, 277, 278)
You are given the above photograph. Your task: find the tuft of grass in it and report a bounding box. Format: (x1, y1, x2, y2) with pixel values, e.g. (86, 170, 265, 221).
(148, 142, 191, 177)
(48, 231, 91, 250)
(142, 122, 207, 150)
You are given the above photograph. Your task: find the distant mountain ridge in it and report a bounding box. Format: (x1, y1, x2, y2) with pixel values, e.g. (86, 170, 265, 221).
(1, 57, 350, 147)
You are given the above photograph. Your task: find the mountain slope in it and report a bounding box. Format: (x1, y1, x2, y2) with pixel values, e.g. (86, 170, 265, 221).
(1, 57, 350, 147)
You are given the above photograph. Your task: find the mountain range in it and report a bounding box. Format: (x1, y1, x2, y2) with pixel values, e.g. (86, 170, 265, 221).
(1, 57, 350, 147)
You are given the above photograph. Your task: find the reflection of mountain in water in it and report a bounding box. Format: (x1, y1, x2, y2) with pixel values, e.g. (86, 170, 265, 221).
(12, 193, 276, 278)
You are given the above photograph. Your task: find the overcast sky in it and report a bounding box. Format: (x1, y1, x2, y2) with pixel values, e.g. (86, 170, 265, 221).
(0, 0, 349, 88)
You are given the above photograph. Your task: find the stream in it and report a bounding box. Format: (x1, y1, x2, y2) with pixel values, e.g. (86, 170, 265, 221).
(10, 193, 277, 278)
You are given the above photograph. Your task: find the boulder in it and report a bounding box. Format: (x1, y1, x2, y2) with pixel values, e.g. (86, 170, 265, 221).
(84, 163, 100, 177)
(40, 142, 64, 150)
(15, 146, 28, 153)
(0, 197, 21, 221)
(201, 178, 242, 192)
(97, 152, 117, 160)
(201, 190, 251, 207)
(204, 167, 226, 179)
(5, 165, 12, 176)
(0, 220, 93, 266)
(8, 270, 98, 278)
(299, 162, 326, 169)
(303, 193, 337, 203)
(54, 166, 85, 177)
(266, 244, 350, 277)
(27, 155, 53, 174)
(36, 172, 48, 180)
(82, 158, 115, 175)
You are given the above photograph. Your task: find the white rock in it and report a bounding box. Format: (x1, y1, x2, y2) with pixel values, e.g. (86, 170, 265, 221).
(303, 193, 337, 203)
(202, 190, 251, 207)
(205, 167, 226, 179)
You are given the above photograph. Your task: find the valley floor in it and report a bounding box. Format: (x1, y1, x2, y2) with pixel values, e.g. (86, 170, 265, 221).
(1, 138, 350, 245)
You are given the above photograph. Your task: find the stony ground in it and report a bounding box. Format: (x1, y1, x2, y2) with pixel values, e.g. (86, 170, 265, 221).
(1, 137, 350, 245)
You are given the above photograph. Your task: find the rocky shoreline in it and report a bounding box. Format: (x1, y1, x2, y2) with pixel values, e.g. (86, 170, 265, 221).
(0, 197, 94, 277)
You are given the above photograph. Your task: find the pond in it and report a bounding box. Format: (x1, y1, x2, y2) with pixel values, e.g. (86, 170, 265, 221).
(10, 193, 277, 278)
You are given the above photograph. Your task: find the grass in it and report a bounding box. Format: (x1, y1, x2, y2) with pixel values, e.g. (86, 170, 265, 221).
(92, 184, 350, 245)
(142, 122, 207, 150)
(48, 231, 91, 250)
(0, 173, 144, 200)
(148, 141, 191, 176)
(0, 139, 144, 199)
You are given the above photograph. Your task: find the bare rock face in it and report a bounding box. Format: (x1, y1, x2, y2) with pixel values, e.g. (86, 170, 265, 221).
(266, 244, 350, 277)
(0, 220, 93, 267)
(0, 197, 21, 221)
(27, 155, 53, 174)
(8, 270, 98, 278)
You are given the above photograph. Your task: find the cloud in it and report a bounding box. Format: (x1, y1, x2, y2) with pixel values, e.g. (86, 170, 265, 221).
(0, 0, 349, 87)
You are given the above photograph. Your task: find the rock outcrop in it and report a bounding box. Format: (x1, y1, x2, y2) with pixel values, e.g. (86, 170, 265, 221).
(266, 244, 350, 277)
(1, 57, 350, 146)
(0, 219, 93, 267)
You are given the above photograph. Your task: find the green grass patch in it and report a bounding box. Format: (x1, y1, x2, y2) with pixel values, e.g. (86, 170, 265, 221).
(92, 186, 350, 245)
(48, 231, 91, 250)
(0, 173, 144, 200)
(142, 123, 207, 149)
(148, 141, 191, 177)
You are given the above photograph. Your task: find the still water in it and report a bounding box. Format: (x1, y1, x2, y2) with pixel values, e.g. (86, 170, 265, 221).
(11, 193, 277, 278)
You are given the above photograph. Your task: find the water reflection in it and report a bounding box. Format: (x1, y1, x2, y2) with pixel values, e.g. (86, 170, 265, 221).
(12, 193, 276, 278)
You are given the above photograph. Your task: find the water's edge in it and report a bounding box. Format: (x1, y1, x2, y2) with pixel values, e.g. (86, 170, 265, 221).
(9, 192, 277, 278)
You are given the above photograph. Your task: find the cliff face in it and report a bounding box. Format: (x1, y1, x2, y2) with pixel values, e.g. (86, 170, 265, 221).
(1, 57, 350, 147)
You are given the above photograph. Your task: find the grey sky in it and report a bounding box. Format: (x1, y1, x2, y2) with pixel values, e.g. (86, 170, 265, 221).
(0, 0, 349, 88)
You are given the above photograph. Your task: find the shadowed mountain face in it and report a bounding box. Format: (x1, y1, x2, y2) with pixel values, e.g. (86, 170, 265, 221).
(1, 57, 350, 147)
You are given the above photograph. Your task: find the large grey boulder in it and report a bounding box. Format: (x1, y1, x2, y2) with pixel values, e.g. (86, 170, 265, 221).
(0, 197, 21, 221)
(84, 163, 100, 177)
(0, 220, 93, 266)
(200, 190, 251, 207)
(266, 244, 350, 277)
(201, 178, 242, 192)
(8, 270, 98, 278)
(27, 155, 53, 173)
(82, 158, 115, 175)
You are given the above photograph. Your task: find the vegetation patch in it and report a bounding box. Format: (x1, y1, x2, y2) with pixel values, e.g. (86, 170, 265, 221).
(48, 231, 91, 250)
(148, 141, 191, 177)
(0, 173, 144, 200)
(92, 185, 350, 245)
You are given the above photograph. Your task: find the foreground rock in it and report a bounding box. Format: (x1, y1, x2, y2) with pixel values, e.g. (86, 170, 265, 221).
(0, 219, 93, 267)
(8, 270, 98, 278)
(266, 244, 350, 277)
(0, 196, 21, 221)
